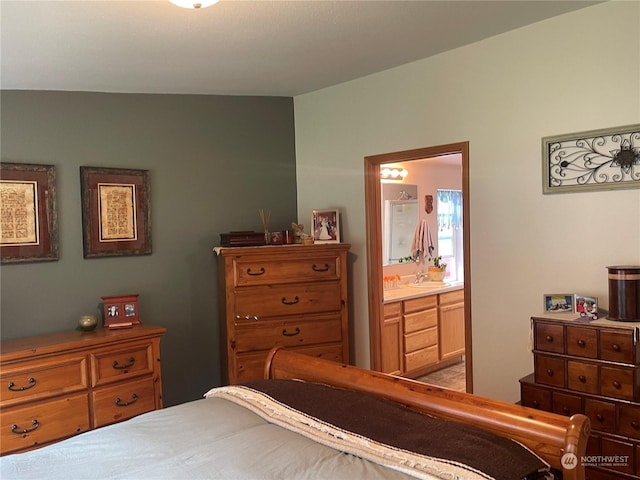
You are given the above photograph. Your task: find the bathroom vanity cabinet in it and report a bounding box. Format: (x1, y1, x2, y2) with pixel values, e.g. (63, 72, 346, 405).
(381, 286, 464, 378)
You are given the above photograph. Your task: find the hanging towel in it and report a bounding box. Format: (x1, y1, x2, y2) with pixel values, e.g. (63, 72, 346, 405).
(410, 219, 431, 260)
(411, 220, 436, 260)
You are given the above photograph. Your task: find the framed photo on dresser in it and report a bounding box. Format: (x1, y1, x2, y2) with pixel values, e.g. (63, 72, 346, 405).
(311, 209, 340, 244)
(543, 294, 574, 313)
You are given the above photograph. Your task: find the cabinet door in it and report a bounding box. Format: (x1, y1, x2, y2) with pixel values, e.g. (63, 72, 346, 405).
(439, 301, 464, 361)
(381, 302, 402, 375)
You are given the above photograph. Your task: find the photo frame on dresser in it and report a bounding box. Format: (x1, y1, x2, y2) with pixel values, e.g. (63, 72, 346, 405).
(101, 294, 140, 329)
(543, 293, 574, 313)
(311, 209, 340, 244)
(80, 166, 151, 258)
(0, 163, 59, 264)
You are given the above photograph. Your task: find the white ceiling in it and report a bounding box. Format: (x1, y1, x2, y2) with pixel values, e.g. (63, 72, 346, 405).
(1, 0, 601, 97)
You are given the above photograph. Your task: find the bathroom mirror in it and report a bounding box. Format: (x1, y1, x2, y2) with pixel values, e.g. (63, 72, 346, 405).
(381, 183, 418, 266)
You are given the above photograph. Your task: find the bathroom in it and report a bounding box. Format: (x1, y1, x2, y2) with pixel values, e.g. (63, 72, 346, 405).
(379, 154, 466, 390)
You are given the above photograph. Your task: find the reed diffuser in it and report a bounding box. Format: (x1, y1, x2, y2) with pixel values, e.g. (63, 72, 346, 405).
(259, 209, 271, 245)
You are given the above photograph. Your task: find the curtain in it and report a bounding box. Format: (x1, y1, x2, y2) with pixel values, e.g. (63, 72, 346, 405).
(437, 190, 462, 230)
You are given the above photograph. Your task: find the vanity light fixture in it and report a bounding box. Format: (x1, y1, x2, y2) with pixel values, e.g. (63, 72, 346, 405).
(169, 0, 219, 8)
(380, 167, 408, 181)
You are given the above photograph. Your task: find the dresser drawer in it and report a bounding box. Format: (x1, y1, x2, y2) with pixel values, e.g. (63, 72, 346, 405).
(234, 254, 341, 286)
(235, 344, 344, 383)
(404, 345, 438, 372)
(567, 360, 599, 394)
(619, 404, 640, 439)
(91, 377, 156, 428)
(535, 322, 564, 354)
(600, 365, 637, 401)
(235, 283, 342, 319)
(234, 315, 342, 353)
(534, 354, 565, 388)
(439, 289, 464, 305)
(552, 391, 582, 417)
(600, 329, 638, 364)
(566, 326, 598, 359)
(520, 383, 551, 411)
(383, 301, 402, 318)
(403, 295, 437, 314)
(404, 308, 437, 334)
(404, 327, 437, 354)
(90, 342, 154, 388)
(0, 355, 87, 407)
(1, 393, 90, 454)
(585, 398, 617, 434)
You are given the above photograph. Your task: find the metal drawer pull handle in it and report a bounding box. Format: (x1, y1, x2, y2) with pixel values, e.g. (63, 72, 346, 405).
(577, 340, 586, 347)
(546, 369, 554, 377)
(282, 327, 300, 337)
(247, 267, 265, 276)
(7, 377, 36, 392)
(281, 296, 300, 305)
(612, 344, 621, 352)
(11, 419, 39, 434)
(112, 357, 135, 370)
(312, 263, 330, 272)
(545, 335, 553, 342)
(578, 375, 587, 383)
(596, 414, 604, 422)
(612, 381, 621, 389)
(115, 393, 138, 407)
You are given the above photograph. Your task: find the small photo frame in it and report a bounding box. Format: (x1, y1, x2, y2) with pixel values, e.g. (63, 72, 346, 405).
(311, 209, 340, 244)
(543, 294, 574, 313)
(101, 294, 140, 329)
(575, 294, 598, 319)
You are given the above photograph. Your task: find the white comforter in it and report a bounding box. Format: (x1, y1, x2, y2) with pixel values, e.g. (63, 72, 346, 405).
(1, 396, 419, 480)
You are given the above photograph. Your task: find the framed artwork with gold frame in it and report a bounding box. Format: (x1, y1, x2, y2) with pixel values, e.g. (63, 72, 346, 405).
(81, 166, 151, 258)
(0, 163, 59, 264)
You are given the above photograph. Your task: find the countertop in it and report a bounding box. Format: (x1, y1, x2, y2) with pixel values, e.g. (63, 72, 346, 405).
(383, 281, 464, 303)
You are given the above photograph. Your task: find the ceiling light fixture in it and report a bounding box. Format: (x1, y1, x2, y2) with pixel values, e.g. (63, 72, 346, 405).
(169, 0, 219, 9)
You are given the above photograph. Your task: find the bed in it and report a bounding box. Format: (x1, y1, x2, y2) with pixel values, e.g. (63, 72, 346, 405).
(1, 347, 590, 480)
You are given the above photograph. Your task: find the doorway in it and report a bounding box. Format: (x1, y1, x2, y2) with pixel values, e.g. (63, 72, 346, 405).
(364, 142, 472, 392)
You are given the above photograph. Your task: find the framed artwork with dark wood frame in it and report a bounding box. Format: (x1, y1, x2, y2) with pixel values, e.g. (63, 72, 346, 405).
(0, 163, 59, 264)
(80, 166, 151, 258)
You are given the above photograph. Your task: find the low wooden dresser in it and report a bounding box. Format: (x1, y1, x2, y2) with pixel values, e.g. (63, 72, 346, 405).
(520, 314, 640, 479)
(0, 324, 165, 455)
(217, 243, 350, 384)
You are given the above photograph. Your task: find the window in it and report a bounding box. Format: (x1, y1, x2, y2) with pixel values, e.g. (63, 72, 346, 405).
(437, 189, 463, 282)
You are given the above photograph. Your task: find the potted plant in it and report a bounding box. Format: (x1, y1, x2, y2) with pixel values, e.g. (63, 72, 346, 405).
(427, 255, 447, 282)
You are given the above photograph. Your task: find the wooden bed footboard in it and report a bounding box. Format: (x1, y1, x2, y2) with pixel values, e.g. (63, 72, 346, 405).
(264, 347, 590, 480)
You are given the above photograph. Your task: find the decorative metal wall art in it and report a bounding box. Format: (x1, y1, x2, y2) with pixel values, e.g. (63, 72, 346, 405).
(542, 124, 640, 194)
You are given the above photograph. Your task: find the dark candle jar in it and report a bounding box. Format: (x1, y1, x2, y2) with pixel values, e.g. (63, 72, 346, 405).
(607, 266, 640, 322)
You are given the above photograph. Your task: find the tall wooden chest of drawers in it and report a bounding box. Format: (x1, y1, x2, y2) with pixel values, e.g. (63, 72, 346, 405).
(0, 325, 165, 455)
(217, 244, 350, 384)
(520, 315, 640, 479)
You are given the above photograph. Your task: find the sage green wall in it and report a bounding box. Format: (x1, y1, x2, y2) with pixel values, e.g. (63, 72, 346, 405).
(0, 91, 297, 406)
